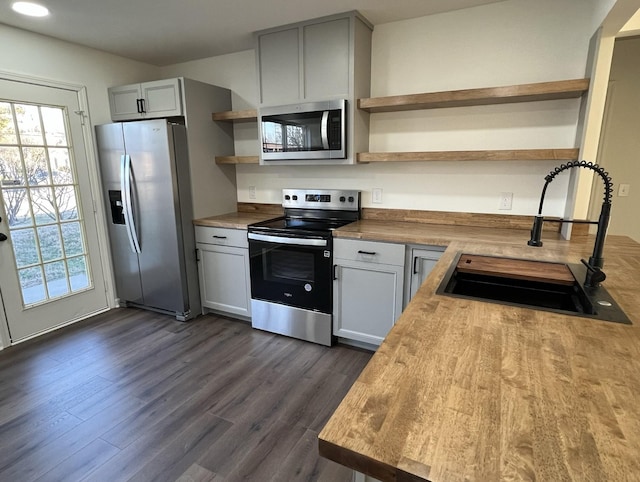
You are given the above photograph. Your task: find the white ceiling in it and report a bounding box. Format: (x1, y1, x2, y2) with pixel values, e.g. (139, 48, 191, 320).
(1, 0, 506, 66)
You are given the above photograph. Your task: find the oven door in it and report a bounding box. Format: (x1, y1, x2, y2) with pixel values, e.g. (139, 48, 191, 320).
(248, 232, 332, 313)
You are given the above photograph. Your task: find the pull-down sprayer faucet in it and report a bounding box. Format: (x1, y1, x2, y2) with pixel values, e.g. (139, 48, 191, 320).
(527, 161, 614, 287)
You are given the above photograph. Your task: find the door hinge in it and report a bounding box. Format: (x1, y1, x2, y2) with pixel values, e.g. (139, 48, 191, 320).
(73, 110, 86, 126)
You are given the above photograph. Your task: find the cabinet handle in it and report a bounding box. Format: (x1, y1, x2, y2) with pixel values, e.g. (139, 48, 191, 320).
(357, 250, 376, 255)
(195, 248, 200, 262)
(413, 256, 420, 274)
(212, 235, 227, 239)
(333, 264, 338, 280)
(136, 99, 142, 113)
(139, 98, 146, 113)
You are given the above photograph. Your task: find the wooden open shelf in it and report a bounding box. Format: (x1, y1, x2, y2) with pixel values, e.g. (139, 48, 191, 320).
(356, 148, 580, 163)
(211, 109, 258, 122)
(358, 78, 590, 113)
(215, 156, 259, 165)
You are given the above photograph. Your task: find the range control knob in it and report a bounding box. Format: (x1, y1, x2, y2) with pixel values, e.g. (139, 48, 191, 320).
(339, 196, 346, 202)
(284, 195, 291, 200)
(292, 195, 298, 201)
(348, 196, 354, 203)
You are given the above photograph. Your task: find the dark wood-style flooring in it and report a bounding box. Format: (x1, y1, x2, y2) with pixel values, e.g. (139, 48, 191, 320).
(0, 308, 372, 481)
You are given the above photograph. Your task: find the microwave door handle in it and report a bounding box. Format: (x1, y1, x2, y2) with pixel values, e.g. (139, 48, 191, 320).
(321, 110, 330, 149)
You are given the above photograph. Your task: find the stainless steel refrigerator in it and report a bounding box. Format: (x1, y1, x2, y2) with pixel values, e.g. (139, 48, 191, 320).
(95, 119, 200, 320)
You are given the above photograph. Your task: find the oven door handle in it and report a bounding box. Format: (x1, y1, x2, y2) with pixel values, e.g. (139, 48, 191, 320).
(248, 232, 328, 247)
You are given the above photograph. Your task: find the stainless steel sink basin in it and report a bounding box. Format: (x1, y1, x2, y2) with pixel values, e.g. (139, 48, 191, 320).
(437, 253, 631, 324)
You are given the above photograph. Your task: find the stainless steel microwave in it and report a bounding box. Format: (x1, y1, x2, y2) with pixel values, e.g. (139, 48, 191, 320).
(259, 99, 346, 163)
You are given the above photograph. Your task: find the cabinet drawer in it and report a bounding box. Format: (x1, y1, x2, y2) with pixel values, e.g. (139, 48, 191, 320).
(195, 226, 248, 248)
(334, 238, 404, 266)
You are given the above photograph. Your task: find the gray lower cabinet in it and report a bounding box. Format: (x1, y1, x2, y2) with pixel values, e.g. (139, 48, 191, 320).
(108, 78, 182, 121)
(195, 226, 251, 319)
(404, 245, 445, 307)
(333, 239, 405, 346)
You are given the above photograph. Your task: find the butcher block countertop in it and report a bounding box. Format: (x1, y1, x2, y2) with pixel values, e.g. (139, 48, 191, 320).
(320, 220, 640, 482)
(192, 212, 278, 229)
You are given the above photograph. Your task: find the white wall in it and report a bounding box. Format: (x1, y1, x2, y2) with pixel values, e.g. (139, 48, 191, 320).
(595, 37, 640, 242)
(161, 0, 605, 216)
(0, 24, 161, 125)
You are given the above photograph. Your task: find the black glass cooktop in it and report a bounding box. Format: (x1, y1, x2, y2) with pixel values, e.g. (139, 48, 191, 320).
(251, 216, 354, 232)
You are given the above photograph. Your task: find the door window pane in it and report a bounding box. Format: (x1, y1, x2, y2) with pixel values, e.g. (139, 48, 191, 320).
(37, 225, 63, 262)
(18, 266, 46, 304)
(41, 107, 67, 146)
(0, 101, 93, 307)
(11, 228, 40, 267)
(0, 102, 18, 144)
(15, 104, 43, 145)
(31, 186, 58, 224)
(55, 186, 78, 220)
(48, 148, 73, 184)
(2, 188, 32, 228)
(0, 146, 24, 185)
(23, 147, 50, 185)
(61, 221, 84, 256)
(44, 261, 69, 298)
(68, 256, 89, 291)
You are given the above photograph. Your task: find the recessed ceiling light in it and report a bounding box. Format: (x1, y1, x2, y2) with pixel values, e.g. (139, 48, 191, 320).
(11, 2, 50, 17)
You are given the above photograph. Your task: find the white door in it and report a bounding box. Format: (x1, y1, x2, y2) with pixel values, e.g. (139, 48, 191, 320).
(0, 79, 108, 343)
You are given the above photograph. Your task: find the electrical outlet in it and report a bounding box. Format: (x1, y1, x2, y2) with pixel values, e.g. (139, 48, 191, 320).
(618, 183, 630, 197)
(372, 188, 383, 204)
(249, 186, 256, 200)
(499, 192, 513, 210)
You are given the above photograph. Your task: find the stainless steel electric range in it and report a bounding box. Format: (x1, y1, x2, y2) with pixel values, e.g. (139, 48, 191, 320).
(247, 189, 361, 346)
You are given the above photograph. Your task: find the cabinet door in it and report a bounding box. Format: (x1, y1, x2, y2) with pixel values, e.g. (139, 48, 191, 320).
(258, 28, 301, 105)
(303, 18, 350, 100)
(333, 261, 404, 346)
(406, 248, 443, 305)
(141, 78, 182, 118)
(108, 83, 143, 121)
(197, 243, 251, 318)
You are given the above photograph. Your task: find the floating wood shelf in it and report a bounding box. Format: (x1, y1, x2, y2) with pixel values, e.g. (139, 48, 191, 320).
(211, 109, 258, 122)
(357, 149, 580, 163)
(215, 156, 259, 165)
(358, 78, 590, 113)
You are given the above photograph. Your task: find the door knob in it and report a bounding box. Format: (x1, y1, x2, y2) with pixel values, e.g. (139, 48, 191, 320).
(0, 233, 7, 242)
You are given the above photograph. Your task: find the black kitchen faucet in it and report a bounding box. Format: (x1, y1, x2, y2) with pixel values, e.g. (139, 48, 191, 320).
(527, 160, 614, 287)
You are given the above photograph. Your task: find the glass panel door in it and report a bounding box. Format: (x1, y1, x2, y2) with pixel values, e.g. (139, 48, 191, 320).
(1, 101, 91, 306)
(0, 78, 108, 344)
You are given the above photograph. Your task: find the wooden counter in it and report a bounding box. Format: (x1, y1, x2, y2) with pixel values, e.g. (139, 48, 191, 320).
(320, 221, 640, 481)
(192, 212, 278, 229)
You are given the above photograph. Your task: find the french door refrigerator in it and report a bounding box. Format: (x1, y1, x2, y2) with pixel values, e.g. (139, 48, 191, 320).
(95, 119, 200, 320)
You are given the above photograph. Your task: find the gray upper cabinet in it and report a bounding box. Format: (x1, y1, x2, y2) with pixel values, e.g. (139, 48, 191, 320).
(108, 78, 183, 121)
(256, 12, 371, 107)
(257, 28, 301, 105)
(303, 18, 350, 100)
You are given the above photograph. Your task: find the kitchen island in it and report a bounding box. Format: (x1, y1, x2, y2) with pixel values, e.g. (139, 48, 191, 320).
(319, 221, 640, 481)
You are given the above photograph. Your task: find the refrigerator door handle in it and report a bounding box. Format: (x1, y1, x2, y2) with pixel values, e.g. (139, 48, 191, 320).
(120, 154, 141, 254)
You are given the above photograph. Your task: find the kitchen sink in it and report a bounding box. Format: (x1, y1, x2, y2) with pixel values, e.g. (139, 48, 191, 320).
(437, 253, 631, 324)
